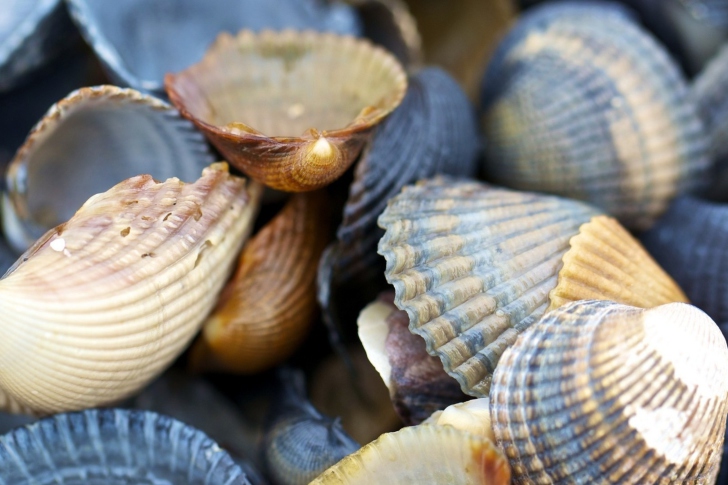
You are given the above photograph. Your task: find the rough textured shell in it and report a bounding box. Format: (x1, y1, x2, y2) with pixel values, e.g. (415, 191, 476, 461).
(491, 300, 728, 483)
(66, 0, 361, 95)
(310, 424, 511, 484)
(3, 85, 213, 252)
(0, 408, 249, 484)
(548, 215, 688, 312)
(191, 191, 329, 374)
(481, 1, 709, 230)
(166, 29, 407, 192)
(0, 163, 259, 415)
(378, 177, 600, 397)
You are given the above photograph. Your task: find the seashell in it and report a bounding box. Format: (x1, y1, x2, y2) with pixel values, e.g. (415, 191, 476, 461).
(0, 408, 250, 484)
(0, 233, 16, 277)
(491, 299, 728, 483)
(422, 398, 495, 443)
(165, 29, 408, 192)
(191, 190, 330, 374)
(0, 163, 260, 415)
(2, 85, 214, 252)
(358, 292, 469, 425)
(378, 177, 601, 397)
(66, 0, 361, 95)
(480, 1, 710, 230)
(263, 369, 359, 485)
(641, 196, 728, 338)
(310, 424, 511, 484)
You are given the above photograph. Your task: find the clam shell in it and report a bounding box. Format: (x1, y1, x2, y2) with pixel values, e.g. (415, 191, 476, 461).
(66, 0, 361, 95)
(422, 398, 495, 443)
(0, 163, 259, 415)
(165, 29, 407, 192)
(480, 1, 710, 230)
(491, 300, 728, 483)
(548, 215, 688, 312)
(3, 85, 214, 252)
(378, 177, 600, 397)
(191, 190, 330, 374)
(309, 424, 511, 484)
(0, 408, 249, 484)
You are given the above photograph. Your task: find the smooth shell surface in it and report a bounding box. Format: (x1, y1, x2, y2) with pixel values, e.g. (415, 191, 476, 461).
(491, 300, 728, 483)
(310, 424, 511, 484)
(423, 398, 495, 443)
(166, 29, 407, 192)
(0, 408, 249, 484)
(0, 163, 259, 415)
(378, 177, 600, 397)
(3, 85, 213, 252)
(481, 1, 710, 230)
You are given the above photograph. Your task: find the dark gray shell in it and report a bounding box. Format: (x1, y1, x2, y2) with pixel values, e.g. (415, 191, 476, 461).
(481, 0, 710, 230)
(0, 408, 250, 484)
(66, 0, 361, 95)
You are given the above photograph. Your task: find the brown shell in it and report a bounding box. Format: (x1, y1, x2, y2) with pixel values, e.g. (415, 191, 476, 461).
(165, 29, 407, 192)
(191, 190, 330, 374)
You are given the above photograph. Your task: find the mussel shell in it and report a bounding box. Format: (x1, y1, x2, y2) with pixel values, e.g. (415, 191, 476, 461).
(0, 408, 249, 484)
(481, 0, 710, 230)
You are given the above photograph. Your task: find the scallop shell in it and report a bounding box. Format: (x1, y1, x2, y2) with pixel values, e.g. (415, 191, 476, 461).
(309, 424, 511, 484)
(3, 85, 214, 252)
(165, 29, 408, 192)
(480, 1, 710, 230)
(422, 398, 495, 443)
(378, 177, 601, 397)
(0, 163, 260, 415)
(66, 0, 361, 95)
(0, 408, 250, 484)
(491, 299, 728, 483)
(191, 190, 330, 374)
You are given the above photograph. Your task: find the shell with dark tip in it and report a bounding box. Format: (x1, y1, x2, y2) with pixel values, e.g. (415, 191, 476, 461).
(491, 299, 728, 483)
(165, 29, 407, 192)
(0, 408, 250, 484)
(481, 1, 710, 230)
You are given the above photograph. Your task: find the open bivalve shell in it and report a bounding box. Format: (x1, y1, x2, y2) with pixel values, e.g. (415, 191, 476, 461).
(0, 163, 260, 415)
(165, 29, 407, 192)
(491, 300, 728, 483)
(3, 85, 214, 253)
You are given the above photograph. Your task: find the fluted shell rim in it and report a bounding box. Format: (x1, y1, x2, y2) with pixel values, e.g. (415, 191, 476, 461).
(0, 0, 63, 69)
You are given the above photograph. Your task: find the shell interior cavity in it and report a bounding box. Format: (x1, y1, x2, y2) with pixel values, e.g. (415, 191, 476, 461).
(3, 85, 214, 252)
(378, 177, 600, 397)
(0, 163, 259, 415)
(491, 300, 728, 483)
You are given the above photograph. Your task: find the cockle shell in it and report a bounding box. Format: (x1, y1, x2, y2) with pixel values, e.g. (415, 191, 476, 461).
(165, 29, 407, 192)
(0, 163, 259, 415)
(491, 300, 728, 483)
(423, 398, 495, 443)
(191, 190, 330, 374)
(481, 1, 710, 230)
(3, 85, 213, 252)
(309, 424, 511, 484)
(0, 408, 250, 484)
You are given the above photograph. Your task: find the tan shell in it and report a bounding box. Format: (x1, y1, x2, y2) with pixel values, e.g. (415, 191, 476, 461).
(0, 163, 259, 415)
(491, 300, 728, 483)
(309, 424, 511, 484)
(191, 190, 329, 374)
(423, 398, 494, 443)
(548, 215, 689, 312)
(165, 29, 407, 192)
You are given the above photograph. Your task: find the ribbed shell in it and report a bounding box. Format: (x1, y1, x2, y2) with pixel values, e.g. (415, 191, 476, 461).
(490, 300, 728, 483)
(309, 424, 511, 484)
(481, 1, 710, 230)
(191, 191, 330, 374)
(548, 215, 688, 312)
(166, 29, 407, 192)
(0, 409, 249, 484)
(3, 85, 213, 252)
(0, 163, 259, 415)
(378, 177, 601, 397)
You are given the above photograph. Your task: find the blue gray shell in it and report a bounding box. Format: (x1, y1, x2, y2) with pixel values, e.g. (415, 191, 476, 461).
(481, 0, 710, 230)
(0, 408, 250, 484)
(66, 0, 362, 96)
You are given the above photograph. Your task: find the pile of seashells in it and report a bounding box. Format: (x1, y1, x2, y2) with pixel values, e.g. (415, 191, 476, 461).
(0, 0, 727, 484)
